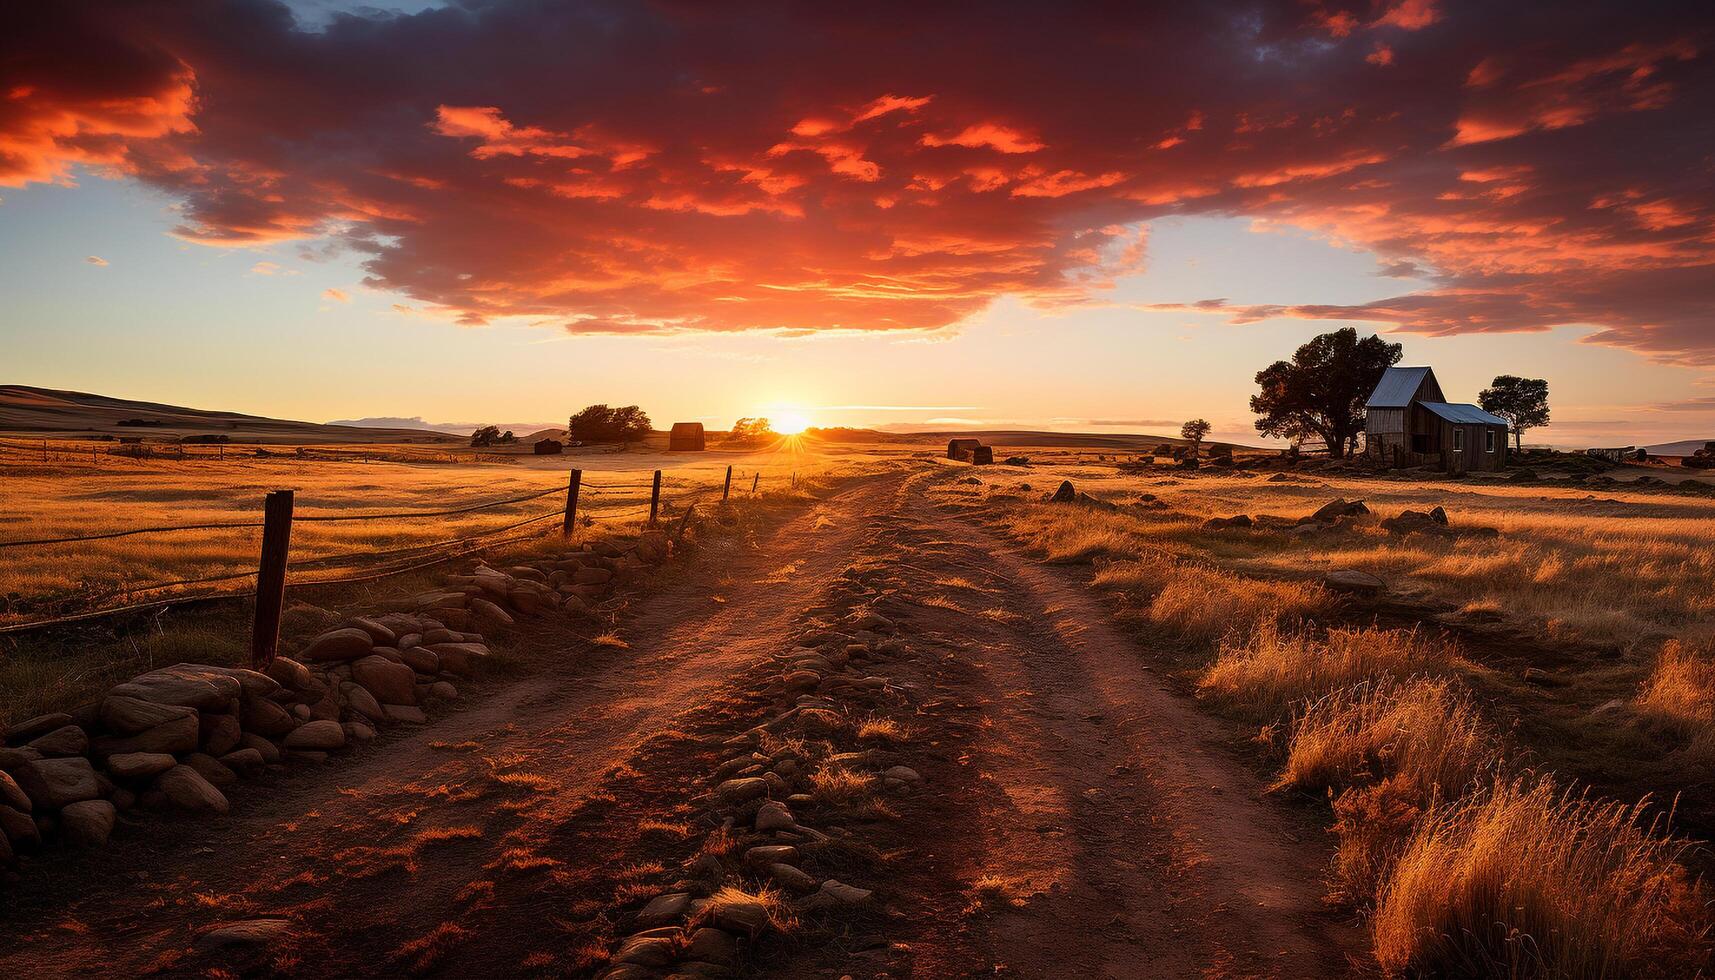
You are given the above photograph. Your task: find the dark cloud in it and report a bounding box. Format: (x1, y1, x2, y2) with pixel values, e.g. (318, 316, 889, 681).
(3, 0, 1713, 360)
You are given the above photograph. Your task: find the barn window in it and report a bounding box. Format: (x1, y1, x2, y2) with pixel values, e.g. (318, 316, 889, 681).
(1485, 429, 1496, 453)
(1453, 428, 1465, 451)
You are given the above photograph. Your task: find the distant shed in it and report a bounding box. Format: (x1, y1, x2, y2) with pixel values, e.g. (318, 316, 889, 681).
(1364, 366, 1509, 472)
(669, 422, 706, 451)
(947, 438, 982, 461)
(533, 438, 563, 455)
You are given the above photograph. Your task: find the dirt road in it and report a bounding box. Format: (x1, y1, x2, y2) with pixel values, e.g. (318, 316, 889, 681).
(0, 469, 1361, 978)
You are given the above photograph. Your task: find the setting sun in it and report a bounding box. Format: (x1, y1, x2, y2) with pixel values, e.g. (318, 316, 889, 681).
(774, 412, 810, 435)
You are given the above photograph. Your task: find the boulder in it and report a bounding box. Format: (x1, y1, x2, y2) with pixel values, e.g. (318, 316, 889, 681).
(469, 598, 514, 628)
(196, 919, 293, 950)
(26, 725, 88, 757)
(59, 800, 116, 847)
(156, 765, 228, 813)
(240, 696, 296, 738)
(0, 771, 29, 811)
(572, 566, 613, 586)
(399, 646, 439, 675)
(427, 681, 459, 701)
(1050, 481, 1077, 503)
(110, 664, 243, 710)
(338, 682, 386, 723)
(298, 628, 376, 663)
(352, 656, 417, 706)
(754, 800, 796, 832)
(636, 892, 692, 928)
(7, 713, 73, 744)
(345, 616, 397, 646)
(15, 757, 100, 809)
(200, 713, 243, 757)
(0, 805, 40, 849)
(426, 642, 489, 676)
(745, 844, 798, 867)
(192, 666, 280, 699)
(382, 704, 427, 725)
(264, 656, 314, 690)
(218, 748, 266, 775)
(282, 719, 345, 751)
(91, 713, 200, 758)
(107, 752, 177, 781)
(100, 695, 196, 736)
(768, 863, 817, 893)
(1324, 569, 1386, 596)
(1303, 498, 1370, 524)
(799, 879, 874, 912)
(0, 747, 43, 772)
(714, 777, 768, 805)
(239, 733, 283, 764)
(183, 752, 238, 788)
(710, 896, 771, 937)
(1203, 515, 1253, 530)
(685, 928, 737, 967)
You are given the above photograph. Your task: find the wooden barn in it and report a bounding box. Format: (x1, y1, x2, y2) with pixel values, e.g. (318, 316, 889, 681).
(1364, 366, 1509, 472)
(668, 422, 706, 451)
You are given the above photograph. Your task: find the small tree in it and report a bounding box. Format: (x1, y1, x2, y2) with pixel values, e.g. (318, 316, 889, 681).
(728, 417, 775, 445)
(569, 404, 653, 444)
(1251, 327, 1402, 458)
(1180, 419, 1211, 457)
(1479, 376, 1550, 451)
(499, 430, 515, 444)
(470, 424, 501, 447)
(609, 405, 652, 445)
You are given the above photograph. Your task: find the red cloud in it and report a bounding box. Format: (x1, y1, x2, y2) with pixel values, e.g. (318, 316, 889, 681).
(3, 1, 1712, 362)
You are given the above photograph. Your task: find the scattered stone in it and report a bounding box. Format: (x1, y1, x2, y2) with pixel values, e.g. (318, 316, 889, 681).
(754, 800, 796, 832)
(0, 747, 43, 772)
(339, 682, 386, 723)
(107, 752, 177, 781)
(240, 733, 282, 764)
(882, 765, 923, 783)
(400, 646, 440, 675)
(240, 696, 297, 738)
(346, 616, 398, 646)
(264, 657, 314, 690)
(745, 844, 798, 867)
(342, 721, 377, 743)
(1324, 569, 1386, 596)
(1203, 515, 1253, 530)
(7, 713, 73, 744)
(219, 748, 266, 774)
(200, 713, 243, 757)
(283, 719, 345, 751)
(184, 752, 239, 788)
(1050, 480, 1077, 503)
(614, 929, 679, 968)
(197, 666, 281, 699)
(14, 757, 100, 808)
(155, 765, 229, 813)
(799, 879, 874, 912)
(109, 664, 242, 710)
(710, 897, 771, 937)
(0, 805, 41, 849)
(26, 725, 88, 757)
(637, 892, 692, 928)
(768, 863, 816, 893)
(195, 919, 293, 949)
(382, 704, 427, 725)
(714, 777, 768, 805)
(427, 681, 459, 701)
(469, 598, 515, 628)
(59, 800, 116, 847)
(298, 628, 376, 663)
(100, 695, 196, 736)
(685, 927, 738, 967)
(426, 642, 489, 676)
(352, 655, 418, 705)
(1303, 498, 1369, 524)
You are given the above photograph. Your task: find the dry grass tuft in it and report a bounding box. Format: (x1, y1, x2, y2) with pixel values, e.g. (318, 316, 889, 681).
(1635, 640, 1715, 741)
(855, 715, 911, 743)
(1371, 775, 1709, 978)
(1200, 624, 1455, 720)
(391, 922, 473, 974)
(702, 884, 799, 933)
(589, 632, 629, 649)
(811, 765, 877, 806)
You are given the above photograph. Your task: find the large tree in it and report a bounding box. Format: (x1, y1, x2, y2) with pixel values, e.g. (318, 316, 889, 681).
(1250, 327, 1402, 458)
(1479, 376, 1550, 450)
(568, 404, 654, 444)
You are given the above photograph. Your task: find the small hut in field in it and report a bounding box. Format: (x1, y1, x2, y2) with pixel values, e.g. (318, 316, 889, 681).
(1364, 366, 1509, 473)
(669, 422, 706, 451)
(947, 438, 981, 461)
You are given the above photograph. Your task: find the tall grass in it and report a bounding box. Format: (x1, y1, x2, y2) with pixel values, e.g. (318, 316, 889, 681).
(1635, 640, 1715, 740)
(1372, 775, 1709, 978)
(1199, 624, 1453, 720)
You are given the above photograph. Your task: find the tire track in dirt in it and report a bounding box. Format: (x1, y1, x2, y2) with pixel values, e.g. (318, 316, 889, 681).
(0, 476, 904, 978)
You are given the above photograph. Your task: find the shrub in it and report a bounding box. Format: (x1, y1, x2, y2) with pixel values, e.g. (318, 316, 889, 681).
(1371, 775, 1709, 978)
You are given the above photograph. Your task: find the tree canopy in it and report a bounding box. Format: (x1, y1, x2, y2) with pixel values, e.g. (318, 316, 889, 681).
(1479, 376, 1550, 450)
(470, 424, 501, 447)
(567, 404, 653, 444)
(1250, 327, 1402, 458)
(727, 417, 775, 444)
(1180, 418, 1211, 452)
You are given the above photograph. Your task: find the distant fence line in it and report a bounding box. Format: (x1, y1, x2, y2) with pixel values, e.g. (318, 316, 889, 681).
(0, 462, 781, 645)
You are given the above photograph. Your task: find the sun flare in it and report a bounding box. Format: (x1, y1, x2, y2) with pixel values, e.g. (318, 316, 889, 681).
(774, 412, 810, 435)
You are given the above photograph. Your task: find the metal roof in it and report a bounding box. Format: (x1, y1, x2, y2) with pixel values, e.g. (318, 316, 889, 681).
(1366, 366, 1433, 408)
(1418, 401, 1510, 426)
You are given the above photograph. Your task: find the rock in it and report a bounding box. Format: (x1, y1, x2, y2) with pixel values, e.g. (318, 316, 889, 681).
(1509, 468, 1538, 482)
(0, 771, 29, 811)
(1050, 480, 1077, 503)
(239, 733, 283, 764)
(200, 713, 243, 757)
(298, 628, 376, 663)
(352, 656, 417, 705)
(1203, 515, 1253, 530)
(614, 929, 679, 968)
(156, 765, 229, 813)
(781, 670, 821, 692)
(240, 696, 296, 737)
(754, 800, 796, 832)
(1304, 498, 1369, 524)
(572, 565, 614, 586)
(7, 713, 73, 744)
(196, 918, 293, 949)
(197, 666, 281, 699)
(14, 757, 100, 808)
(636, 892, 692, 927)
(92, 713, 199, 758)
(1428, 506, 1449, 525)
(1324, 569, 1386, 596)
(882, 765, 923, 783)
(59, 800, 116, 847)
(0, 805, 41, 848)
(100, 695, 197, 735)
(109, 664, 242, 710)
(711, 896, 771, 937)
(218, 748, 266, 774)
(768, 863, 816, 893)
(283, 719, 345, 751)
(426, 642, 489, 676)
(746, 844, 798, 867)
(345, 616, 397, 646)
(427, 682, 459, 701)
(714, 777, 768, 805)
(400, 646, 440, 675)
(685, 927, 738, 967)
(184, 752, 238, 788)
(107, 752, 177, 781)
(851, 612, 894, 632)
(342, 721, 377, 742)
(799, 879, 874, 912)
(26, 725, 88, 757)
(264, 657, 314, 690)
(339, 682, 386, 723)
(382, 704, 427, 725)
(0, 747, 43, 772)
(469, 598, 515, 629)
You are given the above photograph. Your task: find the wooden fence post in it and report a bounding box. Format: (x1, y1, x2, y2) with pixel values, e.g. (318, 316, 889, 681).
(250, 489, 294, 670)
(751, 473, 759, 494)
(723, 465, 733, 502)
(649, 470, 662, 525)
(563, 468, 582, 537)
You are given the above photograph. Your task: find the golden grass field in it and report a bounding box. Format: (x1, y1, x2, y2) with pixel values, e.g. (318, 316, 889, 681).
(931, 448, 1715, 976)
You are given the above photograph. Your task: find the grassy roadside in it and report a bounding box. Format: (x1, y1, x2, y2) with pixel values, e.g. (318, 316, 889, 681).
(947, 474, 1714, 977)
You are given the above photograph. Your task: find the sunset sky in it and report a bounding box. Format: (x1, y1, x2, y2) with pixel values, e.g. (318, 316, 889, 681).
(3, 0, 1712, 446)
